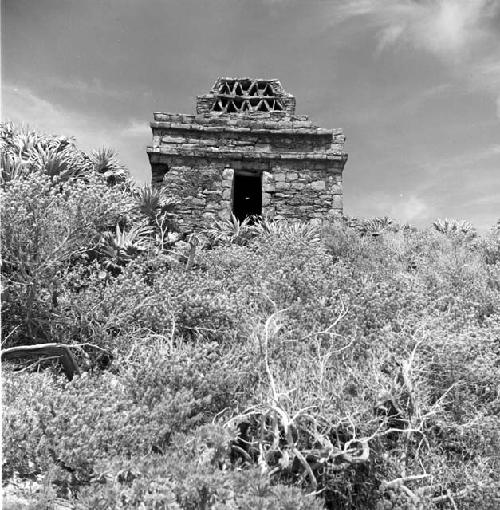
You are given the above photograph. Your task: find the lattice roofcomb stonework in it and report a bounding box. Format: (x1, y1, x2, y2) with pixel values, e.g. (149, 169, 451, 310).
(147, 78, 347, 231)
(197, 78, 296, 114)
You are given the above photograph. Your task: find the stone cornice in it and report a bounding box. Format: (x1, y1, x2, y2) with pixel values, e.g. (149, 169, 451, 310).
(147, 145, 348, 162)
(150, 120, 342, 137)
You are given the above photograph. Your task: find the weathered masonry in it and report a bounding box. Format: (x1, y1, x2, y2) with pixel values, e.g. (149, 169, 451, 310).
(147, 78, 347, 230)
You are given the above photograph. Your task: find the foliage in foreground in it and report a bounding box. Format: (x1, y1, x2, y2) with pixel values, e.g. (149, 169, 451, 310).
(2, 123, 500, 509)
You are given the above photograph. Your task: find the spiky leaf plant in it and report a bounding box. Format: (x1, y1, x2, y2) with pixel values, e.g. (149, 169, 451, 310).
(136, 185, 176, 221)
(432, 218, 476, 237)
(1, 151, 28, 184)
(359, 216, 395, 237)
(90, 147, 128, 185)
(253, 218, 322, 244)
(204, 213, 255, 246)
(98, 222, 154, 271)
(1, 122, 93, 183)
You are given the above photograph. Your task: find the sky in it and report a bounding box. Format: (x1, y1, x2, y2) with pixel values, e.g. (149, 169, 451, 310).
(2, 0, 500, 230)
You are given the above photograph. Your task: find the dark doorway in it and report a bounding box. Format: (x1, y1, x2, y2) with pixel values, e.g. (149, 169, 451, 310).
(232, 170, 262, 222)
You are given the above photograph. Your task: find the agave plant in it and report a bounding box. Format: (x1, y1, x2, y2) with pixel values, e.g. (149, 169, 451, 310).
(204, 213, 254, 246)
(357, 216, 394, 237)
(134, 185, 179, 250)
(1, 122, 93, 183)
(136, 185, 176, 220)
(0, 152, 29, 185)
(90, 147, 128, 185)
(1, 122, 37, 159)
(98, 222, 154, 270)
(253, 218, 322, 244)
(433, 218, 476, 238)
(28, 145, 89, 181)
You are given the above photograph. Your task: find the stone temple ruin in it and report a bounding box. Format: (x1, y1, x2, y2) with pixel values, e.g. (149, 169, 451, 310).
(147, 78, 347, 230)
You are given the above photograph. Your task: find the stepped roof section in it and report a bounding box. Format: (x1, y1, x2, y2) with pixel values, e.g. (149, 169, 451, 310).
(147, 77, 347, 164)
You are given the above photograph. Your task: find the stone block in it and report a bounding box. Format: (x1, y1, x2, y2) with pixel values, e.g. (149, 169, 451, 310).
(218, 209, 231, 220)
(198, 138, 218, 146)
(285, 172, 298, 181)
(222, 168, 234, 180)
(276, 182, 291, 190)
(331, 195, 343, 209)
(255, 144, 271, 152)
(274, 173, 286, 182)
(222, 189, 231, 200)
(330, 183, 342, 194)
(310, 180, 326, 191)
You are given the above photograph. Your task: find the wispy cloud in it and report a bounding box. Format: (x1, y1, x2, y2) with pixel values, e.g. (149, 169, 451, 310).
(424, 143, 500, 174)
(333, 0, 500, 116)
(2, 84, 150, 181)
(44, 77, 131, 101)
(2, 84, 80, 138)
(351, 192, 433, 224)
(335, 0, 497, 55)
(122, 120, 150, 138)
(393, 195, 431, 223)
(390, 82, 453, 116)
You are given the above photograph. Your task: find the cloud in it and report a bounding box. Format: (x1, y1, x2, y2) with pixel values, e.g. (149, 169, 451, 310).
(2, 84, 85, 140)
(122, 120, 150, 138)
(2, 84, 150, 181)
(44, 77, 131, 101)
(463, 193, 500, 207)
(334, 0, 500, 116)
(425, 143, 500, 174)
(393, 195, 430, 223)
(336, 0, 497, 56)
(473, 57, 500, 116)
(352, 191, 433, 225)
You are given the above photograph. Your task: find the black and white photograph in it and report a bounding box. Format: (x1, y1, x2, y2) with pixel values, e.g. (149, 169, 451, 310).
(2, 1, 500, 508)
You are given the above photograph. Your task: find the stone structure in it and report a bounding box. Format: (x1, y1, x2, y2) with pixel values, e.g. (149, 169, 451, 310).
(147, 78, 347, 230)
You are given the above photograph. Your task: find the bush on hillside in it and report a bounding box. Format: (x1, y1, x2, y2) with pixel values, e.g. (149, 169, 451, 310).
(2, 124, 500, 509)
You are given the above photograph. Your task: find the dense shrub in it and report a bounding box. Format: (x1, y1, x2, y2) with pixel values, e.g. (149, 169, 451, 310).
(1, 171, 136, 346)
(2, 124, 500, 509)
(2, 345, 259, 507)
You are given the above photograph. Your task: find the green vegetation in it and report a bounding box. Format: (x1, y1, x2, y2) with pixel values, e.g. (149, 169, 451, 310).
(2, 123, 500, 509)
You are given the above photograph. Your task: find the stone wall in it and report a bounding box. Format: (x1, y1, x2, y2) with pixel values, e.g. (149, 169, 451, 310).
(147, 79, 347, 232)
